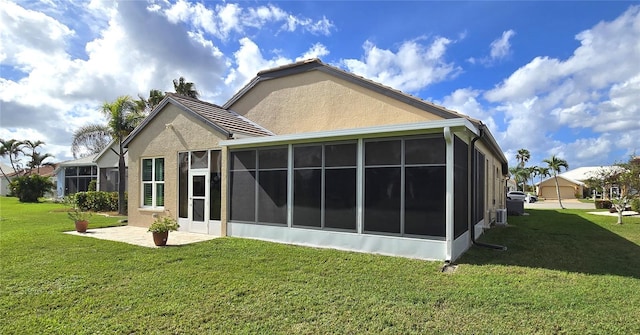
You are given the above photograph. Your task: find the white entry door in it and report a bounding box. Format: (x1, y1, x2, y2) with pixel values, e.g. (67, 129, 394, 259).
(189, 170, 209, 234)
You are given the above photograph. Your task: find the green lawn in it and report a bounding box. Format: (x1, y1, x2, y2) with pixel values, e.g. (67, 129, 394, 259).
(1, 197, 640, 334)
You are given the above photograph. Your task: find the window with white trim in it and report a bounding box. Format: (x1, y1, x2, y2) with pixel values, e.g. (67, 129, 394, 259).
(142, 158, 164, 207)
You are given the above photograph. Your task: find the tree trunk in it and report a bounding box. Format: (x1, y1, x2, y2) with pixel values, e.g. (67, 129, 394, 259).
(0, 166, 11, 185)
(617, 209, 623, 224)
(118, 139, 127, 216)
(554, 175, 565, 209)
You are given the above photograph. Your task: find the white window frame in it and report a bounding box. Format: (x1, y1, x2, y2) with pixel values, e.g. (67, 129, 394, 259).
(141, 157, 165, 208)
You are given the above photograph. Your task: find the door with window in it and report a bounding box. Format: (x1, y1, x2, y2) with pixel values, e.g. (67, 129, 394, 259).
(178, 150, 222, 234)
(189, 170, 209, 234)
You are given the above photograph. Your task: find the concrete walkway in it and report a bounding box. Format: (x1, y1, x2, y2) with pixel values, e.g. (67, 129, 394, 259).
(525, 199, 639, 217)
(64, 226, 219, 248)
(525, 199, 598, 210)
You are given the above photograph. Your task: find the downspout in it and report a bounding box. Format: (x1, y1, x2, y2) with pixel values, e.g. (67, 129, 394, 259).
(470, 125, 507, 251)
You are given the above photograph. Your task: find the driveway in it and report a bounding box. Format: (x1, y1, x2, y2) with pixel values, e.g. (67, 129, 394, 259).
(525, 199, 596, 210)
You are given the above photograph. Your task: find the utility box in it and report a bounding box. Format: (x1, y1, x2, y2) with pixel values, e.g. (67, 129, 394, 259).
(506, 200, 525, 216)
(496, 209, 507, 225)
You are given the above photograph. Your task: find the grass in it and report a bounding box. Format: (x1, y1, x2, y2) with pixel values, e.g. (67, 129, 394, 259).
(1, 197, 640, 334)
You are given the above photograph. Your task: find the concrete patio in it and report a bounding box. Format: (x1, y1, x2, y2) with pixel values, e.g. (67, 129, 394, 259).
(64, 225, 219, 248)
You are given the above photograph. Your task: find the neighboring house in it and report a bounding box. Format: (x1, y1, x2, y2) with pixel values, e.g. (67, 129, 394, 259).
(506, 178, 518, 192)
(0, 162, 16, 196)
(55, 154, 99, 197)
(537, 175, 584, 200)
(1, 165, 58, 197)
(94, 140, 128, 193)
(123, 59, 509, 262)
(55, 142, 129, 198)
(536, 166, 624, 199)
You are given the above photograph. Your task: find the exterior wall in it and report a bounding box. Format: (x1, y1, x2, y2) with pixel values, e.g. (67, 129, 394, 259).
(476, 141, 507, 224)
(126, 104, 228, 229)
(539, 178, 582, 199)
(228, 71, 445, 135)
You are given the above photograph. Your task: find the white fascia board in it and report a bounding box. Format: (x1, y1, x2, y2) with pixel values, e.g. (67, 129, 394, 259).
(221, 118, 477, 149)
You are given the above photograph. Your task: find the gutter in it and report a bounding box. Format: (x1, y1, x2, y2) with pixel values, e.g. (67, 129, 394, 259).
(470, 124, 507, 251)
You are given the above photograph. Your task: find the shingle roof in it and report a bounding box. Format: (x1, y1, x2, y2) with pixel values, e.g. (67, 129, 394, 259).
(123, 93, 273, 147)
(167, 94, 273, 137)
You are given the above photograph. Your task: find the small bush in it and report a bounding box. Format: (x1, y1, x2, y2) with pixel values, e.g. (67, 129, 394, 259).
(74, 191, 126, 212)
(630, 198, 640, 212)
(88, 180, 97, 192)
(595, 200, 612, 209)
(9, 175, 54, 202)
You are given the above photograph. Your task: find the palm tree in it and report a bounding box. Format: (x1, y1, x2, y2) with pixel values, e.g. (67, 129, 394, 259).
(509, 166, 528, 191)
(24, 140, 54, 174)
(535, 166, 551, 196)
(71, 96, 145, 215)
(71, 124, 112, 158)
(516, 149, 530, 168)
(137, 89, 166, 113)
(173, 77, 199, 99)
(0, 139, 25, 180)
(27, 152, 55, 174)
(105, 96, 146, 215)
(543, 155, 569, 209)
(523, 166, 538, 193)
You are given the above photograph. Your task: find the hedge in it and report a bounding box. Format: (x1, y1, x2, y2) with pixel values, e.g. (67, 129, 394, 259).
(595, 200, 612, 209)
(9, 175, 54, 202)
(74, 191, 127, 212)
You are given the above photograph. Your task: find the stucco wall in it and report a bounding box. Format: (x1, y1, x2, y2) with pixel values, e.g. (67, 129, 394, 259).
(228, 71, 445, 135)
(126, 104, 228, 229)
(539, 177, 582, 199)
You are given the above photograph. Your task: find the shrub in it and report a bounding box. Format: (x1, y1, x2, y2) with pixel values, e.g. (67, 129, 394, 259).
(88, 180, 97, 192)
(631, 198, 640, 212)
(595, 200, 612, 209)
(74, 191, 127, 212)
(148, 216, 180, 233)
(9, 175, 54, 202)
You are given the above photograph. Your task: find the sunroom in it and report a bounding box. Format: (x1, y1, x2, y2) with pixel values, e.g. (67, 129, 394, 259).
(221, 118, 499, 262)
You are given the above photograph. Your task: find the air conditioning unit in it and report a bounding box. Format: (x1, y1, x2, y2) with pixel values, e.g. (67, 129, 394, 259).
(496, 209, 507, 225)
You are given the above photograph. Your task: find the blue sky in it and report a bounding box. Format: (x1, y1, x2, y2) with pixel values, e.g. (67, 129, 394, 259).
(1, 1, 639, 171)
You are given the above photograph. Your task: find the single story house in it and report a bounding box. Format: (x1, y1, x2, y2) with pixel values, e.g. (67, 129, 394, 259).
(1, 164, 57, 197)
(55, 141, 128, 198)
(537, 175, 584, 199)
(536, 166, 627, 199)
(94, 140, 128, 193)
(55, 154, 99, 197)
(123, 59, 509, 261)
(0, 162, 16, 196)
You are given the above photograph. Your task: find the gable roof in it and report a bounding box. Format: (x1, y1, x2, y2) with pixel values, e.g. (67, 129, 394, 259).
(6, 164, 58, 178)
(537, 174, 585, 186)
(222, 58, 507, 166)
(123, 93, 273, 148)
(223, 58, 477, 122)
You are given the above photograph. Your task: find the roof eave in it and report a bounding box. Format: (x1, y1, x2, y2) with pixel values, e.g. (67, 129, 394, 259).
(123, 96, 232, 148)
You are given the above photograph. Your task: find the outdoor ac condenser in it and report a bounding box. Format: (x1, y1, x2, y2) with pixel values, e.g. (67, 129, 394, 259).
(496, 209, 507, 225)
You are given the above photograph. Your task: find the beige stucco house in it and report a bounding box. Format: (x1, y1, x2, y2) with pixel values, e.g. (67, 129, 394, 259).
(537, 175, 584, 200)
(123, 59, 509, 261)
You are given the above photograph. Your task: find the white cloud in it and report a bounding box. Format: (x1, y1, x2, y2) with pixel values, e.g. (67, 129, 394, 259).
(484, 6, 640, 168)
(296, 43, 330, 61)
(341, 37, 461, 93)
(437, 88, 499, 134)
(0, 1, 228, 162)
(490, 29, 515, 60)
(159, 1, 333, 40)
(225, 39, 331, 94)
(467, 29, 515, 66)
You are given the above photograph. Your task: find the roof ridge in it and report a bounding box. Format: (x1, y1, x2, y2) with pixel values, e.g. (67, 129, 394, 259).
(225, 58, 481, 124)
